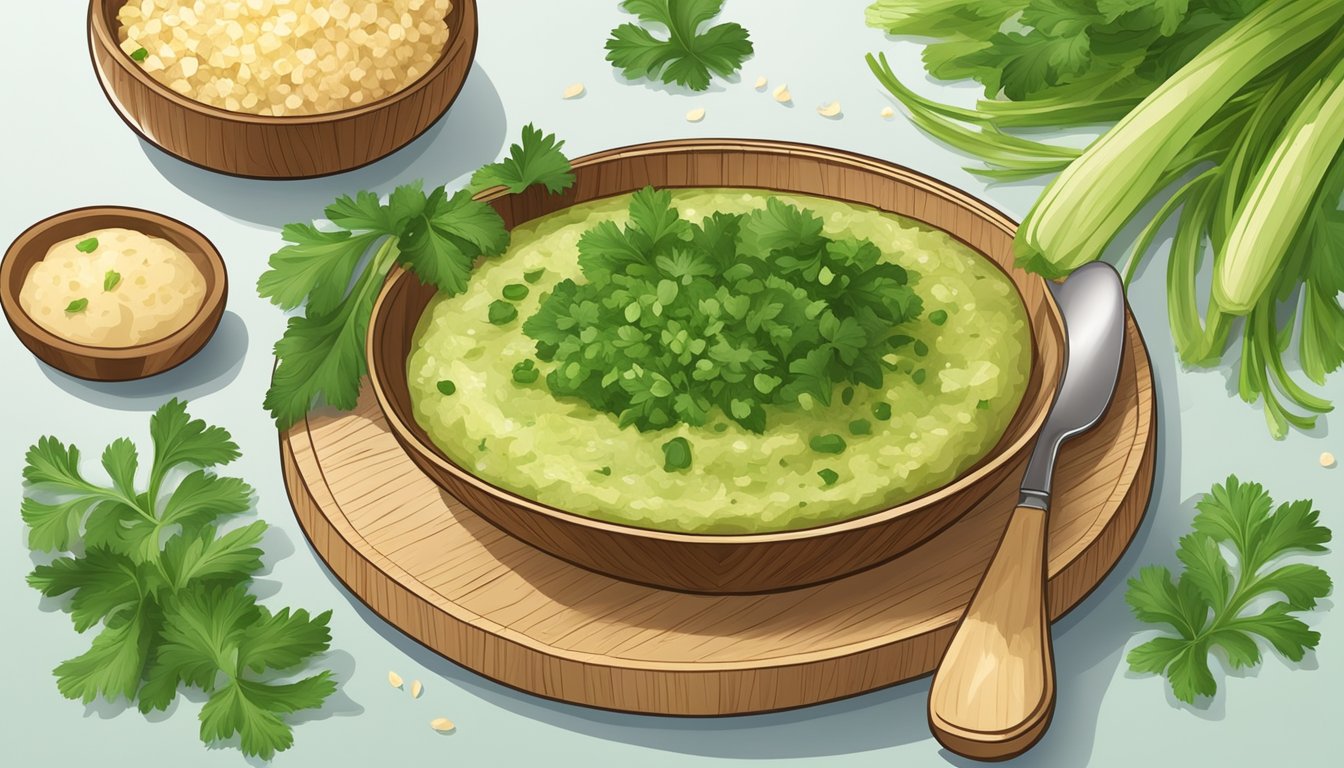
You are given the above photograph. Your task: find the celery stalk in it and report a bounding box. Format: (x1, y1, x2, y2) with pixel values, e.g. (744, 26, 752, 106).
(1015, 0, 1344, 278)
(1212, 56, 1344, 315)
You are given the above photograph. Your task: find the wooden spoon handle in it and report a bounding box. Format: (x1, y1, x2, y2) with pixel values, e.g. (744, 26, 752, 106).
(928, 504, 1056, 761)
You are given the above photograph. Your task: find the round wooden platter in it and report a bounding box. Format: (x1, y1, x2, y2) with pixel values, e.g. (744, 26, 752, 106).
(281, 316, 1155, 717)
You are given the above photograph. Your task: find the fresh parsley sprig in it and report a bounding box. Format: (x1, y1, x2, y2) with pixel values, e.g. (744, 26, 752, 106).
(605, 0, 754, 92)
(259, 124, 575, 430)
(520, 188, 924, 434)
(1126, 475, 1333, 704)
(21, 400, 335, 759)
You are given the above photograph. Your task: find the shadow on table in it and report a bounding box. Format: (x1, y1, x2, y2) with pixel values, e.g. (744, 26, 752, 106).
(141, 65, 509, 229)
(310, 317, 1187, 761)
(36, 310, 248, 410)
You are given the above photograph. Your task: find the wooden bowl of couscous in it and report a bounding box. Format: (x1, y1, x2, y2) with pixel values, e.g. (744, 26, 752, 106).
(88, 0, 479, 179)
(1, 206, 227, 381)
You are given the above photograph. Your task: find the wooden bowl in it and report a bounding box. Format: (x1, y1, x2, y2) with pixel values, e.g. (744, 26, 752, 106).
(367, 139, 1065, 594)
(1, 206, 227, 381)
(87, 0, 479, 179)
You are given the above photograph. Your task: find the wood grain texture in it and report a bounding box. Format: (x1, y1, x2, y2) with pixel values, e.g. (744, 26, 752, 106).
(87, 0, 477, 179)
(929, 505, 1054, 759)
(280, 295, 1155, 716)
(1, 206, 227, 381)
(368, 140, 1067, 593)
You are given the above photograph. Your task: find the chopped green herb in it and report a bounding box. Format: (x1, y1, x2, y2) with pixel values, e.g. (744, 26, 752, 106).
(502, 283, 530, 301)
(477, 437, 488, 451)
(522, 189, 924, 434)
(103, 270, 121, 291)
(661, 437, 693, 472)
(848, 419, 872, 436)
(929, 309, 948, 326)
(841, 386, 855, 405)
(512, 359, 540, 385)
(65, 299, 88, 313)
(487, 300, 518, 326)
(1125, 475, 1332, 703)
(809, 434, 847, 454)
(976, 399, 992, 410)
(872, 402, 892, 421)
(596, 466, 613, 476)
(818, 468, 839, 486)
(605, 0, 754, 92)
(130, 47, 148, 62)
(888, 334, 914, 349)
(524, 269, 546, 284)
(912, 368, 927, 385)
(436, 379, 457, 396)
(913, 340, 929, 357)
(468, 124, 575, 195)
(75, 238, 99, 253)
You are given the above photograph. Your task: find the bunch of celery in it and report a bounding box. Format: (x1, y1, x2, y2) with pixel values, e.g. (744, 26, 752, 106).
(866, 0, 1344, 437)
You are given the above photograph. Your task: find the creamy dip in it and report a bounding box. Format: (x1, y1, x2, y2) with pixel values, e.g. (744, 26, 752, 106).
(408, 190, 1033, 534)
(20, 228, 206, 348)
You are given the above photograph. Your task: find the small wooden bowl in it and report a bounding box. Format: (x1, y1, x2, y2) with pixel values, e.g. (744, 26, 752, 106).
(367, 139, 1065, 594)
(1, 206, 228, 381)
(87, 0, 479, 179)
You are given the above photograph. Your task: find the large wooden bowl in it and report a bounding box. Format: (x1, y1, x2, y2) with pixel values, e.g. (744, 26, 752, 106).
(367, 139, 1064, 594)
(2, 206, 227, 381)
(88, 0, 478, 179)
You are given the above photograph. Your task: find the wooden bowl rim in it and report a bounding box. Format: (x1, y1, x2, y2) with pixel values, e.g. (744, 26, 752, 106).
(0, 205, 228, 363)
(88, 0, 478, 125)
(368, 138, 1063, 544)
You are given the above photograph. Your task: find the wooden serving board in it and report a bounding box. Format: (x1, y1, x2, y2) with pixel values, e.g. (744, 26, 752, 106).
(281, 314, 1155, 716)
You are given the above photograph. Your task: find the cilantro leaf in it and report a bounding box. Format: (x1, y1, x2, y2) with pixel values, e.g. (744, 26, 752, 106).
(28, 548, 148, 632)
(149, 399, 241, 478)
(161, 522, 267, 590)
(201, 675, 337, 760)
(54, 606, 157, 704)
(399, 188, 510, 295)
(605, 0, 754, 92)
(1125, 476, 1333, 703)
(469, 123, 575, 195)
(257, 225, 383, 315)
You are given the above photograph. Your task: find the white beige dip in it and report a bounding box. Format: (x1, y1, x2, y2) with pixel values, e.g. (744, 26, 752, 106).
(20, 228, 206, 348)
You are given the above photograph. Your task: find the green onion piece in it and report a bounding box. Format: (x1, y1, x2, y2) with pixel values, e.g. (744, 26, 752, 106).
(929, 309, 948, 326)
(502, 283, 530, 302)
(512, 359, 540, 384)
(818, 468, 839, 486)
(75, 238, 99, 253)
(436, 380, 456, 396)
(130, 47, 148, 62)
(65, 298, 89, 313)
(103, 270, 121, 291)
(662, 437, 693, 472)
(848, 419, 872, 436)
(524, 269, 546, 284)
(872, 402, 892, 421)
(809, 434, 847, 454)
(488, 300, 518, 325)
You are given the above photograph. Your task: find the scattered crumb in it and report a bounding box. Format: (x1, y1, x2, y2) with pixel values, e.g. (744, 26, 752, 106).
(562, 82, 586, 99)
(411, 680, 424, 698)
(430, 718, 456, 733)
(880, 106, 895, 119)
(754, 76, 768, 90)
(817, 101, 842, 118)
(773, 84, 792, 104)
(388, 671, 404, 688)
(686, 107, 706, 123)
(1322, 451, 1337, 468)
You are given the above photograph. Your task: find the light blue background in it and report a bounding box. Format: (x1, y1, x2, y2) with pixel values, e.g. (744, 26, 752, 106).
(2, 1, 1339, 765)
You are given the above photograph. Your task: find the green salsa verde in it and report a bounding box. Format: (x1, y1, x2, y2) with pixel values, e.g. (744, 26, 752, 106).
(408, 189, 1032, 534)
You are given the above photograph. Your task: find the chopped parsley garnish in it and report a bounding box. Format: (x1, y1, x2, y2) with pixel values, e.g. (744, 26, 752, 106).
(488, 300, 519, 325)
(976, 399, 992, 410)
(605, 0, 754, 92)
(872, 402, 893, 421)
(75, 237, 99, 253)
(596, 466, 613, 476)
(929, 309, 948, 325)
(848, 419, 872, 435)
(522, 188, 924, 434)
(1126, 475, 1331, 704)
(912, 368, 927, 385)
(512, 359, 540, 384)
(913, 340, 929, 356)
(661, 437, 693, 472)
(65, 299, 88, 313)
(129, 47, 148, 62)
(817, 468, 840, 486)
(257, 125, 574, 430)
(841, 386, 855, 405)
(502, 283, 530, 301)
(103, 270, 121, 291)
(809, 434, 847, 454)
(436, 379, 456, 396)
(524, 269, 546, 284)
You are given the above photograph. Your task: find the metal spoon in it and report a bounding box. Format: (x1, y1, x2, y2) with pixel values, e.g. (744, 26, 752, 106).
(927, 261, 1127, 760)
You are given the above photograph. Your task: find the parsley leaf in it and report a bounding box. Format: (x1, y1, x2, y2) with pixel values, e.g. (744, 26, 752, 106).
(19, 402, 338, 757)
(1125, 475, 1333, 703)
(606, 0, 754, 91)
(259, 126, 575, 430)
(469, 123, 575, 195)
